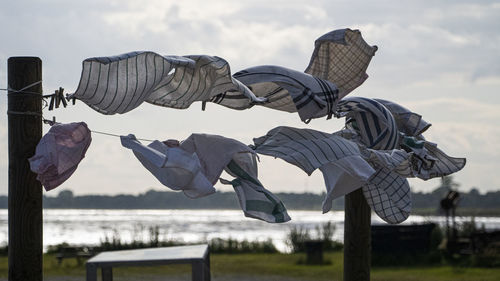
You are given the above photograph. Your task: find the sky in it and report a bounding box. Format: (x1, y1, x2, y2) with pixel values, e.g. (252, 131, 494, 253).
(1, 0, 499, 196)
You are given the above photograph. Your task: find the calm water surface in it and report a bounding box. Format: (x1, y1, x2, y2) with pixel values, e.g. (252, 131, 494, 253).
(1, 209, 499, 252)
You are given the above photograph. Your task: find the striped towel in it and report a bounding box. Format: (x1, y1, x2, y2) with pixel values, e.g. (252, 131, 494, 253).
(70, 28, 376, 122)
(232, 65, 339, 121)
(71, 53, 266, 115)
(251, 126, 414, 223)
(374, 99, 466, 179)
(337, 97, 399, 150)
(221, 152, 291, 223)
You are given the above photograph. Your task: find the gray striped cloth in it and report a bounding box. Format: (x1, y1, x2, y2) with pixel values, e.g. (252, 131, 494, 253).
(71, 53, 266, 115)
(251, 126, 414, 223)
(252, 95, 466, 224)
(337, 97, 399, 150)
(221, 152, 291, 223)
(374, 99, 466, 180)
(70, 28, 376, 122)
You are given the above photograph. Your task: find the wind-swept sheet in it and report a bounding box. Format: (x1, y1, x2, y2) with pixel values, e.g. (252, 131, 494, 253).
(70, 28, 376, 122)
(121, 133, 290, 223)
(251, 126, 413, 223)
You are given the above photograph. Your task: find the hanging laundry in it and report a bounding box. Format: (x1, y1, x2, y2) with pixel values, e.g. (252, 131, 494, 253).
(120, 134, 215, 198)
(252, 97, 465, 224)
(29, 122, 92, 191)
(231, 65, 339, 121)
(69, 28, 376, 123)
(121, 133, 290, 223)
(251, 126, 412, 223)
(221, 153, 291, 223)
(305, 28, 378, 98)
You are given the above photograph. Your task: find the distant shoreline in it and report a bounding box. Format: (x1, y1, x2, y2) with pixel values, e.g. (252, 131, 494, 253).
(2, 207, 499, 217)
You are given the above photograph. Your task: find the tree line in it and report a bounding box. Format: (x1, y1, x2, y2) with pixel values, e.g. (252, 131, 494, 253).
(1, 178, 499, 213)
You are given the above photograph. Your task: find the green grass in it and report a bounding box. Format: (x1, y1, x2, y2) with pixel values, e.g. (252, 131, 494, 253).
(1, 252, 500, 280)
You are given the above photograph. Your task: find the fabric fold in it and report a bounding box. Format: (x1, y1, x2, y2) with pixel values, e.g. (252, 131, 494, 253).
(305, 28, 377, 98)
(29, 122, 92, 191)
(120, 134, 215, 198)
(221, 153, 291, 223)
(70, 28, 376, 123)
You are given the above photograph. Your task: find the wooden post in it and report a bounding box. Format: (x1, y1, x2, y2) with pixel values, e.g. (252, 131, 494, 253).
(8, 57, 43, 281)
(344, 188, 371, 281)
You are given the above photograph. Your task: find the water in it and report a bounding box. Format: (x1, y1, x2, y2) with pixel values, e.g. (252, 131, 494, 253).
(1, 209, 499, 253)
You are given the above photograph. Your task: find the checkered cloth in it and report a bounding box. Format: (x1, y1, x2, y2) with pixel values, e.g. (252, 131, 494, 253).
(252, 97, 465, 224)
(252, 126, 414, 223)
(70, 28, 376, 123)
(29, 122, 92, 191)
(305, 29, 377, 98)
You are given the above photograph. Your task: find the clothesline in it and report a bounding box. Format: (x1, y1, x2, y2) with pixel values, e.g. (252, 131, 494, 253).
(41, 117, 155, 142)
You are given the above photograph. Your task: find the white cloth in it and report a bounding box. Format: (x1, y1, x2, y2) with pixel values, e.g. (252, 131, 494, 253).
(251, 125, 447, 224)
(305, 28, 378, 98)
(29, 122, 91, 191)
(70, 28, 376, 123)
(251, 126, 407, 218)
(120, 134, 215, 198)
(179, 133, 254, 184)
(221, 152, 291, 223)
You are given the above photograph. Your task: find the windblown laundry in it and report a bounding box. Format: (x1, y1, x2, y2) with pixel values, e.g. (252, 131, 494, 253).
(28, 28, 465, 224)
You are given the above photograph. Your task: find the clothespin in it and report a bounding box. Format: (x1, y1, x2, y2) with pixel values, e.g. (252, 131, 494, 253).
(48, 94, 55, 110)
(43, 116, 57, 126)
(48, 87, 68, 111)
(55, 89, 61, 108)
(59, 87, 67, 108)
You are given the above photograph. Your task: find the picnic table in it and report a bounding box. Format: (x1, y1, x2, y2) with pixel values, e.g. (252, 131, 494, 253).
(86, 244, 210, 281)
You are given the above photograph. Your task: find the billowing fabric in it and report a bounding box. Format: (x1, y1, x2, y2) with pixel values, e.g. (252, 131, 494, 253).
(221, 152, 291, 223)
(374, 99, 431, 137)
(122, 133, 288, 223)
(232, 65, 339, 121)
(121, 134, 215, 198)
(337, 97, 399, 150)
(251, 126, 413, 223)
(305, 29, 377, 98)
(70, 28, 376, 123)
(29, 122, 91, 191)
(373, 99, 466, 180)
(71, 53, 266, 115)
(179, 133, 254, 184)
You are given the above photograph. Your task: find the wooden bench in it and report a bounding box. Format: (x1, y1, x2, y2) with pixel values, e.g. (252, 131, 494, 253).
(86, 244, 210, 281)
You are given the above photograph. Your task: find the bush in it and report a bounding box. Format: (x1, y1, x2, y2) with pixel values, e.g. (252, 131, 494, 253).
(286, 222, 342, 253)
(208, 238, 278, 254)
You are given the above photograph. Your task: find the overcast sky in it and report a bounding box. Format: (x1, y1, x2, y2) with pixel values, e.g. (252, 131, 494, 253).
(1, 0, 499, 196)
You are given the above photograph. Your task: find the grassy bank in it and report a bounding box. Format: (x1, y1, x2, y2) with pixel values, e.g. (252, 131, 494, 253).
(1, 252, 500, 281)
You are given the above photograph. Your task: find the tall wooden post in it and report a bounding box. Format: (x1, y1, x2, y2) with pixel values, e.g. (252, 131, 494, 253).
(8, 57, 43, 281)
(344, 188, 371, 281)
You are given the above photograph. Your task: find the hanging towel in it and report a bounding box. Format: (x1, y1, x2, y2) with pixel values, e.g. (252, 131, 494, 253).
(29, 122, 92, 191)
(120, 134, 215, 198)
(69, 28, 376, 123)
(305, 28, 378, 98)
(251, 125, 413, 222)
(221, 152, 291, 223)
